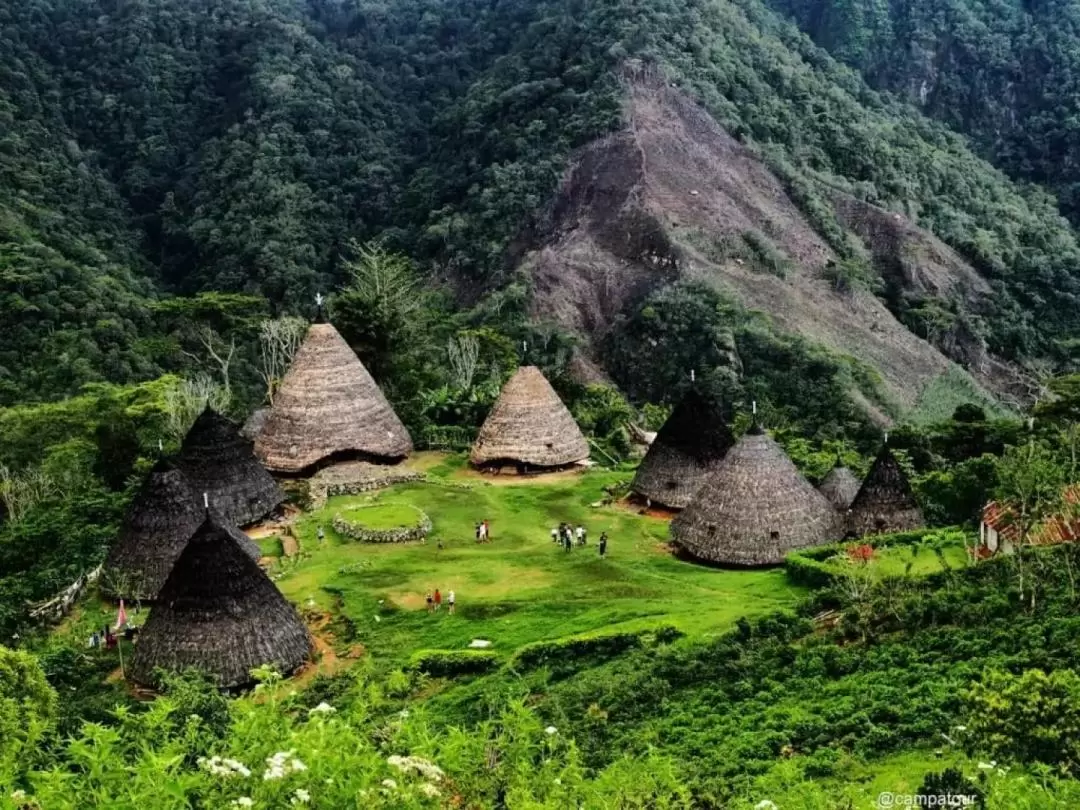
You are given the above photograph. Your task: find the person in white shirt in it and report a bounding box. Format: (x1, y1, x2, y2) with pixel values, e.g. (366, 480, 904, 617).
(575, 525, 585, 546)
(447, 590, 456, 614)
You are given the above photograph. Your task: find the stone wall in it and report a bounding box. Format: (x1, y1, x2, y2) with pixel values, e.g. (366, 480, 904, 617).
(332, 506, 432, 544)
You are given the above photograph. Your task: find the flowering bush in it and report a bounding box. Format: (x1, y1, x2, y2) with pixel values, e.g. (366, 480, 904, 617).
(0, 664, 690, 809)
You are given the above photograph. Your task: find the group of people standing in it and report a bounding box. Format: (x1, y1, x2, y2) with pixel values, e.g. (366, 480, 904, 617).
(425, 588, 456, 614)
(552, 523, 608, 557)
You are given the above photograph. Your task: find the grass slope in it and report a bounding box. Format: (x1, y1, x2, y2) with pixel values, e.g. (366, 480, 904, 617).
(274, 456, 805, 664)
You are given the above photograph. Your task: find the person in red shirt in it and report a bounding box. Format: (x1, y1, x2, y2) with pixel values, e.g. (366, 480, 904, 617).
(434, 588, 442, 612)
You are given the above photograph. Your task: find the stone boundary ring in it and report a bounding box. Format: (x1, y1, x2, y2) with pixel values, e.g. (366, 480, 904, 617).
(331, 503, 433, 544)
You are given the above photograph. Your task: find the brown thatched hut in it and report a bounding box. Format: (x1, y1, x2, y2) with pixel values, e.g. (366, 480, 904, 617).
(817, 462, 861, 512)
(670, 426, 838, 566)
(847, 445, 925, 536)
(177, 408, 284, 527)
(631, 389, 733, 509)
(130, 513, 311, 689)
(470, 366, 589, 470)
(255, 323, 412, 474)
(102, 461, 261, 601)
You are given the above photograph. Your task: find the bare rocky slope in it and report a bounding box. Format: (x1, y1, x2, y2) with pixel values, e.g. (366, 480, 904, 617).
(520, 72, 1027, 419)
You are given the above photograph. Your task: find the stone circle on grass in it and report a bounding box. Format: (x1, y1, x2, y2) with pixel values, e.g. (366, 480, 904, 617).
(332, 502, 432, 544)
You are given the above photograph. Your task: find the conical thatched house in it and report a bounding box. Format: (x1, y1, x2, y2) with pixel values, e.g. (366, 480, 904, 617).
(470, 366, 589, 470)
(102, 461, 262, 601)
(817, 462, 861, 512)
(130, 514, 311, 689)
(631, 389, 734, 509)
(255, 323, 412, 474)
(847, 445, 925, 536)
(670, 426, 838, 566)
(177, 408, 284, 527)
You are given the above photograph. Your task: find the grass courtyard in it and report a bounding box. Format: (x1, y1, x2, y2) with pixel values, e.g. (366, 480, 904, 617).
(271, 454, 807, 665)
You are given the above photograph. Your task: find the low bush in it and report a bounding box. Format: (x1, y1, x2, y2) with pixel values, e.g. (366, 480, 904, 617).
(408, 649, 499, 677)
(510, 625, 683, 673)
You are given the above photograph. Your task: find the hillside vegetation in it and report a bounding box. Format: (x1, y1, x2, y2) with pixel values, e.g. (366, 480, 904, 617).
(3, 0, 1080, 410)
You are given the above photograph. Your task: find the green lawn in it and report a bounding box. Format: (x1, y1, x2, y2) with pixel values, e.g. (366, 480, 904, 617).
(810, 530, 973, 580)
(273, 455, 806, 664)
(334, 502, 427, 530)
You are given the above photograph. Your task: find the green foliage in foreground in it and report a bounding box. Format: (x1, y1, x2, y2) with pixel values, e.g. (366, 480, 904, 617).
(413, 542, 1080, 805)
(0, 646, 55, 778)
(1, 666, 691, 809)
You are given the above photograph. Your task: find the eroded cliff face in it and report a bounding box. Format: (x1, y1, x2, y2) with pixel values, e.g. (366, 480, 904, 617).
(519, 70, 1026, 417)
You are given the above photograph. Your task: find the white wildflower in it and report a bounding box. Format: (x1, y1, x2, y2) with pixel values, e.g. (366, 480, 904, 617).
(263, 750, 306, 780)
(382, 778, 398, 789)
(553, 778, 562, 786)
(231, 798, 254, 809)
(374, 615, 381, 623)
(755, 802, 778, 810)
(954, 724, 967, 732)
(544, 726, 558, 735)
(386, 754, 445, 782)
(11, 790, 26, 800)
(977, 762, 995, 770)
(290, 788, 311, 805)
(419, 783, 441, 798)
(198, 755, 251, 778)
(399, 709, 410, 719)
(309, 702, 336, 715)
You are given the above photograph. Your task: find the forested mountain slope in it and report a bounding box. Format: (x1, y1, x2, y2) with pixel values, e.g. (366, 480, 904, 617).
(524, 70, 1027, 418)
(763, 0, 1080, 225)
(3, 0, 1080, 414)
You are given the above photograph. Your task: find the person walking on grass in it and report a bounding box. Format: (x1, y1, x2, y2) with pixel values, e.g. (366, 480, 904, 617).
(434, 588, 442, 612)
(575, 525, 585, 546)
(426, 591, 434, 613)
(551, 526, 559, 543)
(475, 522, 482, 543)
(599, 532, 608, 558)
(317, 526, 325, 544)
(448, 590, 456, 614)
(483, 519, 491, 542)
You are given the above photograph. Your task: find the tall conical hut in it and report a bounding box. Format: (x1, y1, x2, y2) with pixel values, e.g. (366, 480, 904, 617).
(130, 512, 312, 688)
(817, 459, 861, 512)
(255, 322, 412, 474)
(847, 443, 924, 536)
(470, 366, 589, 471)
(101, 460, 261, 601)
(670, 424, 838, 566)
(176, 408, 284, 527)
(631, 388, 734, 509)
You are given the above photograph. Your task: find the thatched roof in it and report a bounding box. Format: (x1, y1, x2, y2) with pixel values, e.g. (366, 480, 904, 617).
(254, 323, 412, 473)
(102, 461, 261, 601)
(177, 408, 284, 527)
(670, 426, 838, 565)
(847, 445, 925, 536)
(631, 389, 733, 509)
(817, 463, 861, 512)
(130, 513, 311, 689)
(470, 366, 589, 468)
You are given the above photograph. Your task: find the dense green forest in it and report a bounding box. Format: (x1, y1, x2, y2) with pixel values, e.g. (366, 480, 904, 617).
(763, 0, 1080, 226)
(7, 0, 1080, 410)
